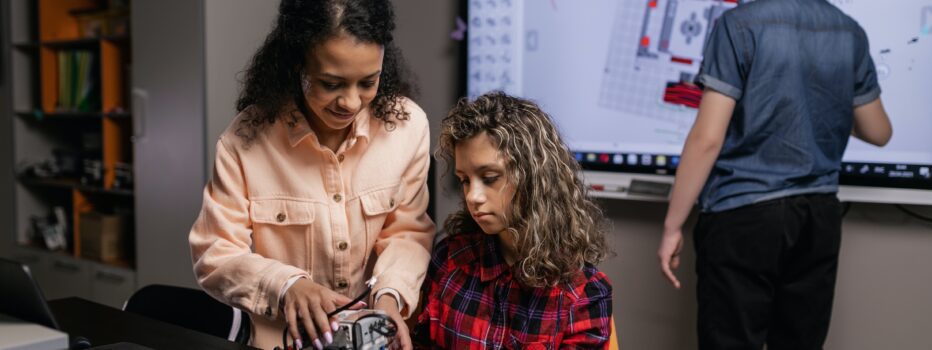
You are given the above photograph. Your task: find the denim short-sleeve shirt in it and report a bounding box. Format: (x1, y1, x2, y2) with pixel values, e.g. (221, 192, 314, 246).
(695, 0, 881, 212)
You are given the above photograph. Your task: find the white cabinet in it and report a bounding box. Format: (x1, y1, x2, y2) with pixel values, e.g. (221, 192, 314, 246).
(44, 254, 93, 301)
(90, 263, 137, 308)
(7, 246, 134, 307)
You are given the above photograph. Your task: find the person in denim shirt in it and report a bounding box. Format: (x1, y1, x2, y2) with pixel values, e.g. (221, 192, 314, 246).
(657, 0, 892, 349)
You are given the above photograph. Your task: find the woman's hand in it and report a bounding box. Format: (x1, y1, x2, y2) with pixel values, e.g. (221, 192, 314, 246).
(283, 279, 363, 349)
(374, 294, 411, 350)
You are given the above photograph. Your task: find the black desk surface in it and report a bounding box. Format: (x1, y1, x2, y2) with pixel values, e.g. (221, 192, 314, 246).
(49, 297, 257, 350)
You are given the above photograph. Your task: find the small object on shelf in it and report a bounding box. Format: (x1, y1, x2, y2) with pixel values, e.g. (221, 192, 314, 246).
(82, 159, 104, 187)
(30, 109, 45, 121)
(31, 218, 55, 248)
(53, 148, 82, 178)
(30, 207, 69, 251)
(18, 149, 82, 180)
(52, 206, 69, 249)
(80, 211, 128, 263)
(19, 158, 60, 179)
(81, 131, 103, 186)
(112, 162, 133, 190)
(71, 2, 130, 39)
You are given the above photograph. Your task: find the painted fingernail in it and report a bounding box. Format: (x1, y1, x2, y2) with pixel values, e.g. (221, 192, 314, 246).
(331, 321, 340, 331)
(324, 331, 333, 344)
(314, 338, 323, 350)
(296, 339, 303, 349)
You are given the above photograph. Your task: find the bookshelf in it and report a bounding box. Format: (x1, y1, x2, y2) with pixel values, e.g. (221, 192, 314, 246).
(5, 0, 234, 302)
(5, 0, 137, 306)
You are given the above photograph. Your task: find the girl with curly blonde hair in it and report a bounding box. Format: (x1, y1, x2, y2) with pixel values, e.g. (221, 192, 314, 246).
(413, 91, 614, 349)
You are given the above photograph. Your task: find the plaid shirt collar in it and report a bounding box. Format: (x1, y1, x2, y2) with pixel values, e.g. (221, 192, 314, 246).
(477, 235, 510, 282)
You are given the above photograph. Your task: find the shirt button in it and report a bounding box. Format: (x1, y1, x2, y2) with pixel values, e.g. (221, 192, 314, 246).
(336, 280, 348, 289)
(337, 154, 345, 162)
(276, 213, 286, 222)
(337, 241, 348, 251)
(389, 198, 395, 207)
(333, 194, 342, 203)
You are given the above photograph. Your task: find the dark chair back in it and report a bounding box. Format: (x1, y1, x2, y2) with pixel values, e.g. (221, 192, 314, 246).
(123, 284, 249, 343)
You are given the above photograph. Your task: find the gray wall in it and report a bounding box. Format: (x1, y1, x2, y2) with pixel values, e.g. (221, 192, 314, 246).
(204, 0, 277, 174)
(132, 0, 207, 289)
(596, 200, 932, 350)
(393, 0, 463, 225)
(389, 1, 932, 350)
(826, 203, 932, 349)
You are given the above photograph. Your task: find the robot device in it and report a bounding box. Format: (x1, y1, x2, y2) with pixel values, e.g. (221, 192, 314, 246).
(288, 309, 396, 350)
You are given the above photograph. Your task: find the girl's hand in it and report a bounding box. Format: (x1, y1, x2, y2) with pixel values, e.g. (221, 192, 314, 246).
(374, 294, 411, 350)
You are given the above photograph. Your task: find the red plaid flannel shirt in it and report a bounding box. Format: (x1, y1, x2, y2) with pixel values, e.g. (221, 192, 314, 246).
(413, 232, 613, 349)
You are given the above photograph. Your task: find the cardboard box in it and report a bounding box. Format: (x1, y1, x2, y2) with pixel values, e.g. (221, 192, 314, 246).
(80, 212, 126, 262)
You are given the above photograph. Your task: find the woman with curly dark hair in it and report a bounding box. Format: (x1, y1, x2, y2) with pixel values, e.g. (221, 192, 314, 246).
(413, 92, 614, 349)
(189, 1, 435, 349)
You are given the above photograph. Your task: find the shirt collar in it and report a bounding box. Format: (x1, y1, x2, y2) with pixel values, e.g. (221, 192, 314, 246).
(287, 107, 372, 148)
(478, 234, 510, 282)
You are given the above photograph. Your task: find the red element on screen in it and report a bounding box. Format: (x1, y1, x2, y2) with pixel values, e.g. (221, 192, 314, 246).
(641, 36, 651, 47)
(670, 56, 693, 65)
(663, 82, 702, 109)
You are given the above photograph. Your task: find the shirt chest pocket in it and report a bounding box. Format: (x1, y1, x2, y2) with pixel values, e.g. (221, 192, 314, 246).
(358, 183, 402, 245)
(250, 199, 316, 225)
(359, 183, 402, 216)
(249, 199, 317, 261)
(508, 309, 559, 350)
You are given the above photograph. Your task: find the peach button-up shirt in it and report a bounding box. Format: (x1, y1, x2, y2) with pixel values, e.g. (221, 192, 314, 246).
(189, 99, 435, 348)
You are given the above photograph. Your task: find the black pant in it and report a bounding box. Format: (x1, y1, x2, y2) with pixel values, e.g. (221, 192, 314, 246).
(694, 194, 842, 350)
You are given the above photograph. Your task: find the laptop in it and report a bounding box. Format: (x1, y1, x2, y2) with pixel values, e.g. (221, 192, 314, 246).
(0, 257, 60, 330)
